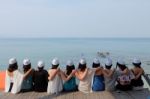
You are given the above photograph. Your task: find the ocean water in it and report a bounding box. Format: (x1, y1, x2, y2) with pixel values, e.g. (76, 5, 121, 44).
(0, 38, 150, 73)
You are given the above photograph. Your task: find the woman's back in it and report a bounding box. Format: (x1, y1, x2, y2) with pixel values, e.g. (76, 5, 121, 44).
(63, 76, 76, 91)
(92, 68, 105, 91)
(104, 69, 117, 91)
(33, 69, 48, 92)
(47, 69, 63, 94)
(131, 67, 144, 87)
(21, 75, 33, 92)
(78, 69, 94, 93)
(94, 68, 103, 75)
(132, 67, 143, 77)
(5, 69, 24, 94)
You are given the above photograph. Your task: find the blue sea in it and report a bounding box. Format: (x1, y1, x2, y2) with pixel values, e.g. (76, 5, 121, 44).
(0, 38, 150, 73)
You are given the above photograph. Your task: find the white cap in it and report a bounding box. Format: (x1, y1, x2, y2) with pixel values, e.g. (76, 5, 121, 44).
(79, 58, 86, 65)
(105, 58, 112, 66)
(38, 61, 45, 68)
(23, 59, 31, 65)
(52, 58, 59, 65)
(67, 60, 74, 66)
(133, 58, 141, 64)
(117, 58, 125, 65)
(9, 58, 17, 65)
(93, 58, 100, 64)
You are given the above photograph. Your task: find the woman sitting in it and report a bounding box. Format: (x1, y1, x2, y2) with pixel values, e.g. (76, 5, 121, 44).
(102, 58, 117, 91)
(47, 58, 63, 94)
(33, 61, 48, 92)
(60, 60, 77, 92)
(75, 58, 95, 93)
(21, 59, 34, 92)
(92, 58, 105, 91)
(131, 58, 144, 90)
(116, 59, 134, 91)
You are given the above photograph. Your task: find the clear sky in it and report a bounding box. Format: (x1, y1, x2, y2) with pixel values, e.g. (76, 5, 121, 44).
(0, 0, 150, 38)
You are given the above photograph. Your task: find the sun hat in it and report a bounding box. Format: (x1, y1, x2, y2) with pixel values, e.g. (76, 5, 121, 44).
(9, 58, 17, 65)
(23, 59, 31, 65)
(117, 58, 125, 65)
(38, 61, 45, 68)
(93, 58, 100, 64)
(133, 58, 141, 64)
(79, 58, 86, 65)
(105, 58, 112, 66)
(52, 58, 59, 65)
(67, 60, 74, 66)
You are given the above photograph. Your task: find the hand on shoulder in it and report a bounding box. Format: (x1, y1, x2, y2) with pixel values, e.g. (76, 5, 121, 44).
(71, 70, 77, 75)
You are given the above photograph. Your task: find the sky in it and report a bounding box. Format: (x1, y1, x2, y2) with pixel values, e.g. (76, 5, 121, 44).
(0, 0, 150, 38)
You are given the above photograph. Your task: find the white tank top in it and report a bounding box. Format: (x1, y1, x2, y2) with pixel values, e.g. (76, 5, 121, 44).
(47, 74, 63, 94)
(78, 69, 95, 93)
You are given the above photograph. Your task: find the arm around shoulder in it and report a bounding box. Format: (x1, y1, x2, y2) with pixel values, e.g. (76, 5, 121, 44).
(75, 68, 88, 81)
(48, 69, 59, 81)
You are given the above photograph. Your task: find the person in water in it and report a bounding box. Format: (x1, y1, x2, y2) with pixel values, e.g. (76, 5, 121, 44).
(21, 59, 34, 92)
(116, 59, 135, 91)
(75, 58, 95, 93)
(47, 58, 63, 94)
(131, 58, 144, 90)
(59, 60, 77, 92)
(33, 61, 48, 92)
(92, 58, 105, 91)
(102, 58, 117, 91)
(5, 58, 32, 94)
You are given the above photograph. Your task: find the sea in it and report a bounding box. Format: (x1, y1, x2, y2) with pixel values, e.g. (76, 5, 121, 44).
(0, 38, 150, 73)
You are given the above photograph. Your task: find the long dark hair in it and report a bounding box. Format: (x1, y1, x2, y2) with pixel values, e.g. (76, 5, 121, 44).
(66, 65, 75, 75)
(51, 64, 59, 69)
(78, 63, 86, 72)
(8, 63, 18, 72)
(117, 62, 127, 71)
(23, 64, 31, 73)
(133, 63, 141, 68)
(92, 63, 100, 68)
(105, 65, 112, 69)
(38, 67, 44, 71)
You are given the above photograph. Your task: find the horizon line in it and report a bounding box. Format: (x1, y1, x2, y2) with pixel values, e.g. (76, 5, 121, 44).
(0, 37, 150, 39)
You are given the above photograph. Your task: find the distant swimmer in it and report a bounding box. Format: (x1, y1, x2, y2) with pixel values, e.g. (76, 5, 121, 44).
(97, 52, 110, 58)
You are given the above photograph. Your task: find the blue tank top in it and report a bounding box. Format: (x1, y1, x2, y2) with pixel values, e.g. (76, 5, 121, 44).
(92, 75, 105, 91)
(63, 77, 76, 91)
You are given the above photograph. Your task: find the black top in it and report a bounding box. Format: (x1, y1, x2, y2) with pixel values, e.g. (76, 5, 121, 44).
(131, 70, 144, 87)
(33, 69, 48, 92)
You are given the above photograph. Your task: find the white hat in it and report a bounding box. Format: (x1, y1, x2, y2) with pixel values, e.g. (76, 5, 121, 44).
(117, 58, 125, 65)
(52, 58, 59, 65)
(93, 58, 100, 64)
(38, 61, 45, 68)
(9, 58, 17, 65)
(23, 59, 31, 65)
(133, 58, 141, 64)
(105, 58, 112, 66)
(67, 60, 74, 66)
(79, 58, 86, 65)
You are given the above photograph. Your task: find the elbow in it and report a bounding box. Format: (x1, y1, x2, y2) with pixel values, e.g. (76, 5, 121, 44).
(23, 76, 26, 80)
(48, 77, 53, 81)
(79, 77, 84, 81)
(64, 79, 68, 82)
